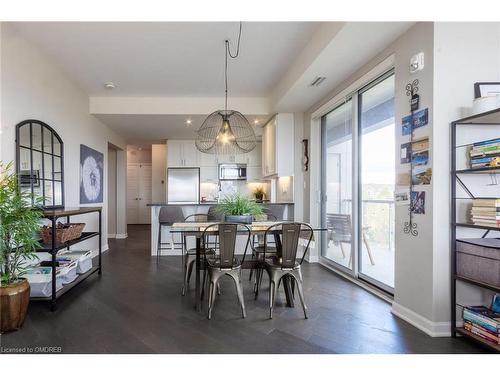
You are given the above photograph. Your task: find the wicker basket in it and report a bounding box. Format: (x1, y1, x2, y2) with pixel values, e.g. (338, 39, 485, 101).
(39, 222, 86, 245)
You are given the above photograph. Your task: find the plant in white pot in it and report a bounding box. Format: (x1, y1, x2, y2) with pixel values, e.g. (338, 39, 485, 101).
(217, 194, 263, 224)
(0, 162, 43, 333)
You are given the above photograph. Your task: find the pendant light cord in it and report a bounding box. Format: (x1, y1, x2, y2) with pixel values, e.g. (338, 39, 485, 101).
(225, 22, 242, 112)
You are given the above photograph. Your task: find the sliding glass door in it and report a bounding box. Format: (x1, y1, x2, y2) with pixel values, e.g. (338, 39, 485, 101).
(321, 70, 395, 292)
(358, 72, 395, 291)
(321, 99, 353, 270)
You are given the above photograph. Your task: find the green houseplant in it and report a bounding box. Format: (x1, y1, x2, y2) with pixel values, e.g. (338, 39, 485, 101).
(217, 194, 263, 224)
(253, 186, 265, 202)
(0, 162, 43, 332)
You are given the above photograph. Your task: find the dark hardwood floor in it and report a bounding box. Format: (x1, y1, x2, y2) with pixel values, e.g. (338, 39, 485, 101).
(0, 225, 486, 354)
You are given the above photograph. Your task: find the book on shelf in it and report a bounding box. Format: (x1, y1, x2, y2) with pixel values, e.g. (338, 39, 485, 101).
(463, 321, 500, 345)
(473, 137, 500, 147)
(463, 306, 500, 331)
(471, 199, 500, 207)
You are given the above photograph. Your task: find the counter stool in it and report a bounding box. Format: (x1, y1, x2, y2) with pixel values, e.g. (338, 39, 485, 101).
(157, 206, 185, 263)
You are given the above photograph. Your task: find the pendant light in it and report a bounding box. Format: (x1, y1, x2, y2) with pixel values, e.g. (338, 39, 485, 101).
(196, 22, 257, 155)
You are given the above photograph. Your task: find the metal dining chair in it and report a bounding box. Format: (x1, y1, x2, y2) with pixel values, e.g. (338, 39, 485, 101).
(200, 222, 251, 320)
(157, 206, 185, 262)
(249, 212, 278, 289)
(181, 213, 211, 296)
(261, 222, 313, 319)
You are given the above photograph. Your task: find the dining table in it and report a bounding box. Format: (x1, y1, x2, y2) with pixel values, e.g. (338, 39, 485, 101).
(170, 221, 326, 312)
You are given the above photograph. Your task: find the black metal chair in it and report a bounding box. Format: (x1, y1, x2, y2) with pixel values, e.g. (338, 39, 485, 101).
(261, 222, 313, 319)
(200, 222, 251, 320)
(181, 213, 212, 296)
(157, 206, 185, 262)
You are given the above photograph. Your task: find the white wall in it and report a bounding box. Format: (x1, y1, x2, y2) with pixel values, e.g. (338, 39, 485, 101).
(0, 23, 126, 253)
(151, 144, 167, 203)
(432, 22, 500, 324)
(107, 146, 117, 236)
(127, 148, 152, 164)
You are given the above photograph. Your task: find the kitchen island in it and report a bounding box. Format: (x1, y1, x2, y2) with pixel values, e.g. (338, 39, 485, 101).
(148, 202, 294, 256)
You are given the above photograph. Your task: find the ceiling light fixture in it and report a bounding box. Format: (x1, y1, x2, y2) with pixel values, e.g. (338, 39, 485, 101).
(104, 82, 116, 90)
(196, 22, 256, 155)
(309, 76, 326, 87)
(253, 119, 259, 125)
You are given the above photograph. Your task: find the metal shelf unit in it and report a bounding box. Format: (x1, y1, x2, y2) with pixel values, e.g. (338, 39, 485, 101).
(38, 207, 102, 310)
(451, 108, 500, 353)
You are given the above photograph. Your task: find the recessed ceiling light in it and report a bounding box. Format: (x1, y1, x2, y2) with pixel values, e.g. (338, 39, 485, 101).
(253, 119, 259, 125)
(186, 119, 192, 126)
(104, 82, 116, 90)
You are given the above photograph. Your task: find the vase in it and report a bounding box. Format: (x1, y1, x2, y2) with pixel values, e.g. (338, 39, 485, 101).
(0, 279, 30, 333)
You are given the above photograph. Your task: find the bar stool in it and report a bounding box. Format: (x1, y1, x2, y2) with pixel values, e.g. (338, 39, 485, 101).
(157, 206, 185, 262)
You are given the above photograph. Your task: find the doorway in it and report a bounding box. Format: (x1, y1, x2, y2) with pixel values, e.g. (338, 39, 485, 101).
(126, 146, 152, 224)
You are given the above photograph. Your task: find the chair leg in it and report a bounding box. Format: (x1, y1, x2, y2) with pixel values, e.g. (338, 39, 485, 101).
(363, 231, 375, 265)
(186, 258, 194, 284)
(157, 224, 162, 263)
(182, 255, 189, 296)
(200, 268, 207, 301)
(294, 275, 308, 319)
(269, 274, 279, 319)
(207, 280, 215, 320)
(248, 251, 255, 281)
(339, 242, 346, 259)
(229, 271, 246, 318)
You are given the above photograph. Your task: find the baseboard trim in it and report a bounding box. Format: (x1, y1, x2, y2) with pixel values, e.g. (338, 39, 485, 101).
(391, 302, 451, 337)
(108, 234, 116, 239)
(90, 244, 109, 258)
(115, 233, 128, 239)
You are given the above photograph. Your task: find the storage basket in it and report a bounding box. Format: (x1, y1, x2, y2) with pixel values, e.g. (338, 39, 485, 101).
(456, 238, 500, 288)
(25, 267, 64, 297)
(39, 222, 85, 245)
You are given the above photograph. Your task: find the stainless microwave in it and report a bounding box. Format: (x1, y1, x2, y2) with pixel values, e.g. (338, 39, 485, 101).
(219, 163, 247, 181)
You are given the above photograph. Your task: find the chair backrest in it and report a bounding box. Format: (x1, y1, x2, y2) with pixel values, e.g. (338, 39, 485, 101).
(184, 213, 208, 223)
(158, 206, 185, 225)
(326, 214, 352, 243)
(264, 222, 313, 268)
(202, 223, 251, 269)
(207, 206, 223, 222)
(263, 205, 286, 221)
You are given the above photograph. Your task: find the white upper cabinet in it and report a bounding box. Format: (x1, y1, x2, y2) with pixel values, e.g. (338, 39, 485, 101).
(167, 140, 199, 167)
(262, 114, 294, 178)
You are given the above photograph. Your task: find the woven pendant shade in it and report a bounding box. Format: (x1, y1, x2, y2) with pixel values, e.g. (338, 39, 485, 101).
(196, 110, 257, 154)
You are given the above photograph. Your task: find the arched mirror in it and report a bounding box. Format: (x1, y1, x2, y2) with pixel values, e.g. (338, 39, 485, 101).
(16, 120, 64, 208)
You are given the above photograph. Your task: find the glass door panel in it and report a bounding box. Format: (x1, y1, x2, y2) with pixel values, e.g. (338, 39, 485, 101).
(321, 99, 353, 270)
(358, 73, 395, 290)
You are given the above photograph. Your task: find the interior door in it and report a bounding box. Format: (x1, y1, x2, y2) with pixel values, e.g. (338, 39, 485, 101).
(127, 163, 152, 224)
(138, 164, 152, 224)
(126, 164, 140, 224)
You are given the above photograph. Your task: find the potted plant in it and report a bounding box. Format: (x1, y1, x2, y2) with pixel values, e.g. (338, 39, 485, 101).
(217, 193, 263, 224)
(0, 162, 43, 333)
(253, 186, 265, 203)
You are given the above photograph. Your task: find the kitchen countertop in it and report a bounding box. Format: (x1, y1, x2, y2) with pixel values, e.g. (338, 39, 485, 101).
(147, 202, 294, 206)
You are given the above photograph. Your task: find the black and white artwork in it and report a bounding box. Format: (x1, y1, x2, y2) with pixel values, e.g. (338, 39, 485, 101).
(80, 144, 103, 204)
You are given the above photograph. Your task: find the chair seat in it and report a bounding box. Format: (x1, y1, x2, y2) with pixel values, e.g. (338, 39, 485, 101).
(253, 245, 277, 254)
(207, 257, 241, 269)
(186, 248, 215, 256)
(265, 256, 300, 270)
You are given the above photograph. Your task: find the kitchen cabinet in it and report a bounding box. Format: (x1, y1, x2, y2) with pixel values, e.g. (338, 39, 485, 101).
(167, 140, 199, 167)
(262, 114, 294, 178)
(246, 166, 262, 182)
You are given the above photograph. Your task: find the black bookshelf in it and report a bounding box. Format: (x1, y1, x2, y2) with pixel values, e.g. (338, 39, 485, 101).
(37, 207, 102, 311)
(451, 108, 500, 353)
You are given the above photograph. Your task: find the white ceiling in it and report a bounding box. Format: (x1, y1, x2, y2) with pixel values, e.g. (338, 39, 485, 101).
(94, 113, 270, 142)
(12, 22, 320, 97)
(11, 21, 414, 142)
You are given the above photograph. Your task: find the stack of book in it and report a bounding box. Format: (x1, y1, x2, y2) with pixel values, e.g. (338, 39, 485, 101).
(469, 137, 500, 169)
(463, 306, 500, 346)
(470, 199, 500, 227)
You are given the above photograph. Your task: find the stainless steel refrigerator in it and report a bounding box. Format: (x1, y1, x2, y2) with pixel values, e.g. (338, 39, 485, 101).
(167, 167, 200, 204)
